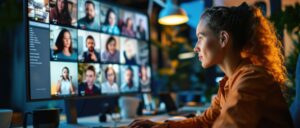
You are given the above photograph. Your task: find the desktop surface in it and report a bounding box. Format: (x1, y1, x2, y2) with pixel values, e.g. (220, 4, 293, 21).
(19, 105, 208, 128)
(20, 113, 169, 128)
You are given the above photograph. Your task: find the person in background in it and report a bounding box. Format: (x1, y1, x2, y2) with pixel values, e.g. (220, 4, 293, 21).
(101, 8, 120, 35)
(101, 67, 119, 94)
(56, 67, 75, 95)
(121, 17, 135, 38)
(123, 38, 137, 65)
(136, 19, 146, 40)
(78, 0, 100, 30)
(101, 36, 120, 63)
(139, 65, 150, 92)
(129, 2, 293, 128)
(50, 0, 72, 25)
(78, 65, 101, 96)
(121, 66, 138, 93)
(52, 29, 77, 61)
(81, 35, 100, 62)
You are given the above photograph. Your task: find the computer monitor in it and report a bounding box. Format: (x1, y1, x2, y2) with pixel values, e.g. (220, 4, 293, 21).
(27, 0, 152, 101)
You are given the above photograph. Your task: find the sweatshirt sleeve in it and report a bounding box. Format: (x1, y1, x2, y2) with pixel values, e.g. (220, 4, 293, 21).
(166, 88, 222, 128)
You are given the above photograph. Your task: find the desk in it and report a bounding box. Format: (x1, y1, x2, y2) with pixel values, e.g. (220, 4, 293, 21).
(21, 105, 208, 128)
(59, 114, 170, 128)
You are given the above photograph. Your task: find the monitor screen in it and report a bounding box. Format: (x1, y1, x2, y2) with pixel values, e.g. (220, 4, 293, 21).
(27, 0, 151, 100)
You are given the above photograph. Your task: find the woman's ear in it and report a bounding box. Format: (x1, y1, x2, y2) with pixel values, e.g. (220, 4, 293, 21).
(219, 31, 229, 48)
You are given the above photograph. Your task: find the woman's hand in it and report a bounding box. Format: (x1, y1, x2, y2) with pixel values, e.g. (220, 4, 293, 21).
(128, 119, 159, 128)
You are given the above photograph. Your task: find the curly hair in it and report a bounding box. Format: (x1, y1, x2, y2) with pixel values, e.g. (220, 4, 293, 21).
(201, 2, 287, 86)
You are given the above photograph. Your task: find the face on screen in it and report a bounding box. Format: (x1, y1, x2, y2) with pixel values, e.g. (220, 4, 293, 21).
(127, 18, 133, 28)
(120, 66, 139, 93)
(140, 65, 151, 92)
(57, 0, 65, 13)
(141, 66, 147, 76)
(106, 67, 116, 84)
(63, 32, 71, 49)
(85, 69, 96, 86)
(85, 3, 95, 20)
(62, 68, 69, 79)
(109, 11, 116, 26)
(137, 41, 149, 65)
(135, 14, 149, 40)
(125, 69, 133, 83)
(107, 40, 117, 54)
(86, 38, 95, 52)
(125, 40, 136, 58)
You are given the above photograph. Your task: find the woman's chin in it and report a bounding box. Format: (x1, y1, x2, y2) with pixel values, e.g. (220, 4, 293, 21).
(201, 63, 213, 69)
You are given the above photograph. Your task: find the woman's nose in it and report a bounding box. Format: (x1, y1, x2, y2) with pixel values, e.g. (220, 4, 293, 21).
(193, 47, 197, 52)
(194, 44, 200, 52)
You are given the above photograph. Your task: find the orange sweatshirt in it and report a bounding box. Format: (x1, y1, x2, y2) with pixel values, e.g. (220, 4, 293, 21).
(165, 63, 293, 128)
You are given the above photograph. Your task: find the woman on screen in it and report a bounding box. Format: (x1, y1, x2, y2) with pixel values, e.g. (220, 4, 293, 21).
(129, 2, 293, 128)
(101, 36, 120, 63)
(50, 0, 72, 25)
(56, 67, 75, 95)
(121, 17, 135, 38)
(123, 38, 137, 65)
(101, 8, 120, 35)
(101, 67, 119, 94)
(52, 29, 77, 61)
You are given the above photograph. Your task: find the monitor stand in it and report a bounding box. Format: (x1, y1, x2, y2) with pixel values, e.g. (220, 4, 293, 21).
(64, 99, 78, 124)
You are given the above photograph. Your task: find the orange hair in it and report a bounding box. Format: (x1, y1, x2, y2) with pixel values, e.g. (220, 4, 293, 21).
(241, 7, 287, 86)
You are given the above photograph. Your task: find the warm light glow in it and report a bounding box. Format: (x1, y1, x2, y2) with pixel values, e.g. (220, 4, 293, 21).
(158, 15, 189, 25)
(178, 52, 195, 59)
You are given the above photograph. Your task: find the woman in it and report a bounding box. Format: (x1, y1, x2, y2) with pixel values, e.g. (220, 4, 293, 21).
(52, 29, 77, 61)
(101, 36, 120, 63)
(101, 8, 120, 35)
(56, 67, 75, 95)
(123, 38, 137, 65)
(50, 0, 72, 25)
(101, 67, 119, 94)
(121, 17, 135, 38)
(129, 2, 293, 128)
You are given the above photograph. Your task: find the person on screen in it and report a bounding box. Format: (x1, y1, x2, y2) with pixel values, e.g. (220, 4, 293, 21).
(50, 0, 72, 25)
(139, 65, 150, 92)
(101, 67, 119, 94)
(121, 17, 135, 37)
(56, 67, 75, 95)
(52, 29, 77, 61)
(123, 38, 137, 65)
(121, 67, 138, 93)
(101, 36, 120, 63)
(101, 8, 120, 35)
(78, 0, 100, 30)
(78, 65, 101, 96)
(81, 35, 100, 62)
(128, 2, 293, 128)
(136, 19, 146, 40)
